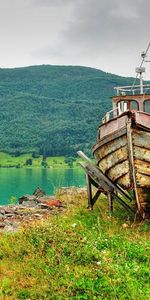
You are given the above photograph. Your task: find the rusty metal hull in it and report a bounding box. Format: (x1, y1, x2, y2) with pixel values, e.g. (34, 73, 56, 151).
(93, 112, 150, 217)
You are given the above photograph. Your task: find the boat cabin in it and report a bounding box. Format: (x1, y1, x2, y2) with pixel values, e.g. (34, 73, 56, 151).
(99, 85, 150, 140)
(112, 94, 150, 117)
(102, 84, 150, 123)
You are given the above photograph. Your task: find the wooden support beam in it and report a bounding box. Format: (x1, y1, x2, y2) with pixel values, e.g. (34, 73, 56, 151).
(108, 193, 113, 212)
(86, 174, 102, 209)
(91, 190, 101, 207)
(78, 151, 135, 215)
(112, 192, 135, 214)
(86, 174, 93, 209)
(78, 151, 132, 202)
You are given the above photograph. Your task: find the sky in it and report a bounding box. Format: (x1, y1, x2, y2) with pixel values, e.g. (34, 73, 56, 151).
(0, 0, 150, 78)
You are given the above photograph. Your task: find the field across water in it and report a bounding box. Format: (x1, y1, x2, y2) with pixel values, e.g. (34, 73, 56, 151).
(0, 152, 80, 169)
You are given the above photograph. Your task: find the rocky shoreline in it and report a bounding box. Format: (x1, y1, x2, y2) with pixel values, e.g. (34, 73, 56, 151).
(0, 187, 64, 233)
(0, 187, 87, 233)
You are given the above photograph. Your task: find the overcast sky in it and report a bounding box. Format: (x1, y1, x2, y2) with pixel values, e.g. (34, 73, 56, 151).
(0, 0, 150, 78)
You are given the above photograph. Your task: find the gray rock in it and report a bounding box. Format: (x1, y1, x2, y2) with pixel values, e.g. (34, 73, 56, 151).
(0, 222, 5, 228)
(37, 195, 55, 203)
(34, 213, 43, 218)
(5, 213, 15, 217)
(4, 220, 13, 225)
(21, 200, 37, 207)
(4, 209, 13, 214)
(0, 213, 5, 219)
(33, 187, 46, 198)
(18, 195, 37, 204)
(38, 203, 50, 209)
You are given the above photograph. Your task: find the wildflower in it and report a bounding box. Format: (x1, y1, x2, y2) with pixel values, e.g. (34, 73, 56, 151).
(71, 223, 77, 228)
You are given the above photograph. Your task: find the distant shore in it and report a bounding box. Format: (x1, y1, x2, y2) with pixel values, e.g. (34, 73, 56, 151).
(0, 152, 80, 169)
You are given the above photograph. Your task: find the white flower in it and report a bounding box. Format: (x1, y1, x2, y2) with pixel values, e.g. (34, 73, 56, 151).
(71, 223, 77, 228)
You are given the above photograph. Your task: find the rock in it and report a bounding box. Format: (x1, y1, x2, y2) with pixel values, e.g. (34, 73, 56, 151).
(33, 187, 46, 198)
(4, 208, 14, 214)
(34, 213, 43, 218)
(4, 213, 15, 217)
(37, 195, 56, 203)
(38, 203, 50, 209)
(44, 200, 62, 207)
(0, 187, 70, 232)
(4, 220, 13, 225)
(21, 200, 37, 207)
(37, 196, 62, 207)
(18, 195, 37, 204)
(14, 211, 24, 216)
(0, 209, 6, 215)
(0, 222, 5, 228)
(0, 213, 5, 219)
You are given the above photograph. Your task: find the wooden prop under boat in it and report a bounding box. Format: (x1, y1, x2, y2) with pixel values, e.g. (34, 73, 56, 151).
(93, 91, 150, 218)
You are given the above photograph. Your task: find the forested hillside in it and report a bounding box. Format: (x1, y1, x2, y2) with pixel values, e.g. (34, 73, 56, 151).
(0, 65, 133, 156)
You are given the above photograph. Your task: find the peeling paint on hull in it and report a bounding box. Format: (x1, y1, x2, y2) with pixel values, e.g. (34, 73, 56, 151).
(93, 113, 150, 217)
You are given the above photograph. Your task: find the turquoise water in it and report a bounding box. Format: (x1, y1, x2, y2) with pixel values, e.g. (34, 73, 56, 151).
(0, 168, 86, 205)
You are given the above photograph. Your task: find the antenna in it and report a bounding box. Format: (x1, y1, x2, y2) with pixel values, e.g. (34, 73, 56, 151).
(131, 42, 150, 94)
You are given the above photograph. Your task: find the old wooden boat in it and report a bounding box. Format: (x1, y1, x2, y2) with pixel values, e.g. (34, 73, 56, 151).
(93, 51, 150, 218)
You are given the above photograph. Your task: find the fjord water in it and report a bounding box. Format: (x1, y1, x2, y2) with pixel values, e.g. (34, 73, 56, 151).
(0, 168, 86, 205)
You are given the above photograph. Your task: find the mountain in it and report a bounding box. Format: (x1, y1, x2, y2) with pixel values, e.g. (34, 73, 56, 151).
(0, 65, 134, 156)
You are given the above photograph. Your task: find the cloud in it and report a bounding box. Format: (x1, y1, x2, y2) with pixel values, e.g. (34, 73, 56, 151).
(31, 0, 73, 7)
(0, 0, 150, 77)
(45, 0, 150, 75)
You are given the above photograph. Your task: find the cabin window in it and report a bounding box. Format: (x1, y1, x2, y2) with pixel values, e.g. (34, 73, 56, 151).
(117, 101, 128, 115)
(130, 100, 139, 111)
(117, 100, 139, 115)
(144, 100, 150, 113)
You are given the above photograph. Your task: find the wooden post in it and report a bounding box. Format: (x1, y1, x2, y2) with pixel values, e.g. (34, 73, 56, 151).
(86, 174, 93, 209)
(108, 192, 113, 212)
(91, 190, 101, 207)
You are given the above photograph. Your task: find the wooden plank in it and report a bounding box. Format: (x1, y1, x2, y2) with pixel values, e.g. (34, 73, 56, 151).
(133, 130, 150, 150)
(136, 173, 150, 188)
(108, 193, 113, 212)
(97, 146, 128, 173)
(117, 173, 130, 188)
(86, 174, 93, 209)
(107, 160, 129, 182)
(134, 146, 150, 162)
(127, 120, 141, 212)
(135, 112, 150, 131)
(112, 192, 135, 214)
(93, 127, 127, 156)
(91, 190, 101, 206)
(100, 115, 128, 139)
(78, 151, 132, 202)
(135, 159, 150, 176)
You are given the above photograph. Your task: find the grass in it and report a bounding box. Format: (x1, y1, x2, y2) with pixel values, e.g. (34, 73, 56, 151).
(0, 152, 81, 169)
(0, 190, 150, 299)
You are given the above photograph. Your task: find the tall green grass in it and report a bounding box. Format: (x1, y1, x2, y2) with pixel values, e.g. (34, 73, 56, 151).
(0, 192, 150, 299)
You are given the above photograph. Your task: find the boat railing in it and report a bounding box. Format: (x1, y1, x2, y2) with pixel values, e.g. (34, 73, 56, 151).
(114, 84, 150, 96)
(102, 107, 119, 123)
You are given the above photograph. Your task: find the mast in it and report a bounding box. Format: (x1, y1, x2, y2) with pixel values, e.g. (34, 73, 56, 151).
(135, 66, 145, 94)
(132, 42, 150, 94)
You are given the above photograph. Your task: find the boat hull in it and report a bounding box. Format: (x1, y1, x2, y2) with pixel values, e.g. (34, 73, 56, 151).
(93, 112, 150, 217)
